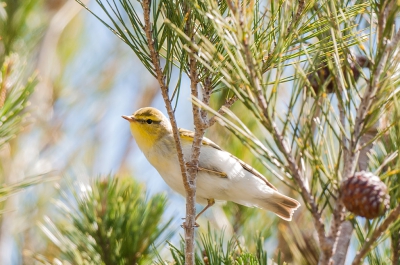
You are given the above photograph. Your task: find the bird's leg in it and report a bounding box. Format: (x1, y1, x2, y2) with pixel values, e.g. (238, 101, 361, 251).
(181, 199, 215, 228)
(195, 199, 215, 220)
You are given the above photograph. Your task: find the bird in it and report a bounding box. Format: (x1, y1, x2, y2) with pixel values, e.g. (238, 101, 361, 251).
(122, 107, 300, 221)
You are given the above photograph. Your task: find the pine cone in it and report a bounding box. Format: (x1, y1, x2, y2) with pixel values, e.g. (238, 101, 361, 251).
(341, 171, 390, 219)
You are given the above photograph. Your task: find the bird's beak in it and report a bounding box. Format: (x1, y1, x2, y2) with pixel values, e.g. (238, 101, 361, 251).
(122, 115, 135, 122)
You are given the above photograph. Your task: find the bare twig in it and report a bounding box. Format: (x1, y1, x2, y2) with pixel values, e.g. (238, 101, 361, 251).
(183, 57, 202, 264)
(142, 3, 196, 263)
(352, 204, 400, 265)
(142, 0, 189, 188)
(339, 102, 348, 164)
(392, 229, 400, 265)
(208, 95, 238, 127)
(285, 0, 305, 37)
(330, 221, 353, 265)
(181, 2, 211, 262)
(358, 126, 378, 171)
(327, 51, 354, 264)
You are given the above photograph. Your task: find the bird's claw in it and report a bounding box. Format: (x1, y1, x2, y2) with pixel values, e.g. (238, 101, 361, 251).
(181, 221, 200, 228)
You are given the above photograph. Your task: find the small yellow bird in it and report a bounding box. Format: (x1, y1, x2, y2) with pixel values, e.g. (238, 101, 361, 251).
(122, 107, 300, 221)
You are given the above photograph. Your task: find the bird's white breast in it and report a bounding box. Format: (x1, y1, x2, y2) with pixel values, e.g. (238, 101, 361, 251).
(142, 136, 273, 205)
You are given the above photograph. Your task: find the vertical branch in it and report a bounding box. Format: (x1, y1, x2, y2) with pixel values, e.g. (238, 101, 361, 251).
(142, 0, 189, 188)
(181, 2, 206, 263)
(184, 45, 203, 265)
(392, 229, 400, 265)
(330, 221, 352, 265)
(142, 2, 196, 264)
(228, 2, 332, 261)
(270, 120, 331, 258)
(329, 22, 400, 265)
(143, 1, 240, 263)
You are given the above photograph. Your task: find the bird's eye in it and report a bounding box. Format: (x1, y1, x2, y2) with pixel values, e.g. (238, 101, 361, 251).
(146, 119, 153, 124)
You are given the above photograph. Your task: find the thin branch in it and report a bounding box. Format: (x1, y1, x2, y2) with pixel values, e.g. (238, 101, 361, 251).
(142, 0, 190, 215)
(352, 204, 400, 265)
(339, 102, 348, 164)
(208, 95, 238, 127)
(350, 29, 400, 162)
(285, 0, 305, 37)
(329, 26, 400, 264)
(330, 221, 353, 265)
(183, 33, 204, 265)
(328, 51, 358, 265)
(231, 4, 331, 258)
(182, 3, 216, 264)
(392, 229, 400, 265)
(270, 120, 331, 255)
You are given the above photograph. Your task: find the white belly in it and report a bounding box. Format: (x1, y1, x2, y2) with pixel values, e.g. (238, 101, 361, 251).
(143, 140, 273, 206)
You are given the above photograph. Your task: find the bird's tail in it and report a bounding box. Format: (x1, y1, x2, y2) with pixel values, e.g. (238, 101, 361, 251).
(256, 192, 301, 221)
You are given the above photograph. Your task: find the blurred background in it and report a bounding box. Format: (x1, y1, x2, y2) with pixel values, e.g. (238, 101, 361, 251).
(1, 0, 307, 264)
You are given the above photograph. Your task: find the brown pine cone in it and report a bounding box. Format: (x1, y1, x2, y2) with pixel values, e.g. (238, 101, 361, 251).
(341, 171, 390, 219)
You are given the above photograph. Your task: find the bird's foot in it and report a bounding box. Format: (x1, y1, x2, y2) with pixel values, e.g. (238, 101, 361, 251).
(181, 219, 200, 228)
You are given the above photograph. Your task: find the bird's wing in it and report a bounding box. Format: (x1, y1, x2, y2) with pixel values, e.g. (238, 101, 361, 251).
(179, 128, 222, 150)
(179, 128, 226, 178)
(179, 128, 278, 190)
(230, 155, 278, 191)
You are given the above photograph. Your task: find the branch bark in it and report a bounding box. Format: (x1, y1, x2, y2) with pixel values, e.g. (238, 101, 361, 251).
(392, 229, 400, 265)
(330, 221, 352, 265)
(208, 95, 238, 127)
(142, 0, 189, 188)
(142, 2, 195, 264)
(183, 41, 204, 265)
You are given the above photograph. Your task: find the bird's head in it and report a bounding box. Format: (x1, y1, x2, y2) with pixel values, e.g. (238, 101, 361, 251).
(122, 107, 172, 150)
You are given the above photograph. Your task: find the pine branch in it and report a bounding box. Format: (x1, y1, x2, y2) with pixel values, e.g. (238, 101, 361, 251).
(226, 3, 331, 259)
(40, 176, 171, 264)
(0, 56, 36, 148)
(184, 10, 203, 264)
(73, 0, 400, 263)
(285, 0, 306, 41)
(0, 175, 57, 203)
(330, 221, 352, 265)
(157, 225, 276, 265)
(272, 119, 331, 249)
(392, 229, 400, 265)
(351, 204, 400, 265)
(142, 2, 197, 261)
(329, 25, 400, 265)
(142, 1, 213, 263)
(142, 0, 191, 216)
(207, 95, 238, 127)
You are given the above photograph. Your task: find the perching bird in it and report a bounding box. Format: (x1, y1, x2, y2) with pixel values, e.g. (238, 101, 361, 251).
(122, 107, 300, 221)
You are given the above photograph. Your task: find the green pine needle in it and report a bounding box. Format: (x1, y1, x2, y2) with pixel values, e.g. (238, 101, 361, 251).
(39, 176, 172, 265)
